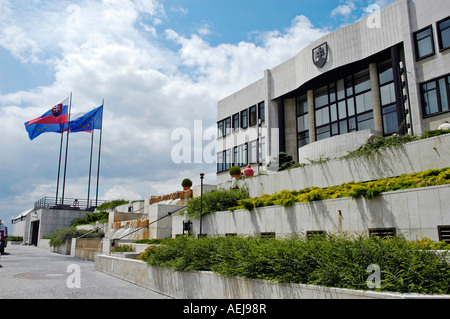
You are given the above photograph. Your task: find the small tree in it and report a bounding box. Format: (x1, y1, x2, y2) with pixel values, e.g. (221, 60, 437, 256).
(182, 178, 193, 189)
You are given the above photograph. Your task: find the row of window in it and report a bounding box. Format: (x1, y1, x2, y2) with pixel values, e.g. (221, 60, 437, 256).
(217, 138, 266, 173)
(296, 58, 404, 149)
(218, 102, 265, 138)
(413, 16, 450, 61)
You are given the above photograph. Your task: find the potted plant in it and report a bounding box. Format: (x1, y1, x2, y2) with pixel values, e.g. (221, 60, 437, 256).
(181, 178, 193, 190)
(229, 166, 242, 178)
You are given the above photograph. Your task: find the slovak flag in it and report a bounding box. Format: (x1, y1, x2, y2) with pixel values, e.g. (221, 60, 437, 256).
(24, 98, 70, 140)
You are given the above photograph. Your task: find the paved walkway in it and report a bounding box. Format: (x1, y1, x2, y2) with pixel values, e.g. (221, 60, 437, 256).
(0, 244, 170, 299)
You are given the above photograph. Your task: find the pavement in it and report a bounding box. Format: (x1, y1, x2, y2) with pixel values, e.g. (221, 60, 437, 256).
(0, 244, 171, 299)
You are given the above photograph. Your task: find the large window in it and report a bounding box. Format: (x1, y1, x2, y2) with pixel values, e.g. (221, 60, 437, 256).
(414, 25, 435, 60)
(421, 74, 450, 117)
(312, 68, 373, 142)
(296, 95, 309, 148)
(437, 17, 450, 51)
(233, 143, 248, 167)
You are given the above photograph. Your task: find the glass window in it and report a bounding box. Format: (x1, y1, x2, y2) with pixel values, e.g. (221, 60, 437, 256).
(422, 81, 439, 115)
(315, 107, 330, 126)
(233, 147, 239, 166)
(249, 140, 257, 163)
(232, 113, 239, 131)
(225, 149, 231, 171)
(382, 105, 398, 135)
(355, 91, 373, 114)
(347, 98, 355, 117)
(316, 126, 330, 141)
(337, 79, 345, 100)
(380, 83, 396, 106)
(258, 102, 265, 122)
(338, 101, 347, 120)
(297, 114, 309, 133)
(357, 112, 374, 131)
(260, 137, 266, 162)
(217, 152, 224, 172)
(339, 119, 348, 134)
(315, 86, 328, 108)
(249, 106, 257, 126)
(414, 26, 435, 60)
(298, 131, 309, 148)
(225, 117, 231, 135)
(378, 60, 394, 85)
(439, 78, 449, 112)
(296, 96, 308, 115)
(354, 70, 371, 94)
(218, 121, 224, 138)
(330, 104, 337, 122)
(241, 110, 248, 129)
(437, 17, 450, 51)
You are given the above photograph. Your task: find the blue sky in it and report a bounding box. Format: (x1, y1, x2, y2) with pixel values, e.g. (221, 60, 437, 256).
(0, 0, 395, 229)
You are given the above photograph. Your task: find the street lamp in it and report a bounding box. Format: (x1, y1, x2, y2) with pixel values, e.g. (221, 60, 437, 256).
(199, 173, 205, 237)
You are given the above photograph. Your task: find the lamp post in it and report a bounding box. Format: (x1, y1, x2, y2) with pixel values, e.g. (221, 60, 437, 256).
(199, 173, 205, 237)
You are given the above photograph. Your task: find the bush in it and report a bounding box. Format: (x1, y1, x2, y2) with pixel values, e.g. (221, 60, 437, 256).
(185, 188, 249, 218)
(71, 211, 109, 227)
(96, 199, 129, 211)
(181, 178, 193, 188)
(140, 235, 450, 294)
(49, 227, 104, 247)
(229, 166, 241, 176)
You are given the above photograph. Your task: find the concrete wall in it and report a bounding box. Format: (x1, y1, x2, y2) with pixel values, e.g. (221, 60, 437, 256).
(94, 254, 450, 299)
(219, 134, 450, 198)
(173, 184, 450, 242)
(298, 129, 381, 164)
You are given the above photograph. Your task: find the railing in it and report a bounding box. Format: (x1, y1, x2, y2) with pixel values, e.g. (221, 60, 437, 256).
(34, 197, 107, 211)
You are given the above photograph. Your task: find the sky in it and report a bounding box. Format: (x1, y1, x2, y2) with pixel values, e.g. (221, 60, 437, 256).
(0, 0, 395, 229)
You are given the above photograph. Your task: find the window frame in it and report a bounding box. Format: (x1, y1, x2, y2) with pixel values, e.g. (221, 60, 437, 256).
(421, 74, 450, 118)
(249, 105, 257, 126)
(437, 16, 450, 52)
(413, 25, 436, 61)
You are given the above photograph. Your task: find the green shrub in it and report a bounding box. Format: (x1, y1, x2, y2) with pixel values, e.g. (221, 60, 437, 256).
(112, 245, 135, 252)
(229, 166, 241, 176)
(140, 235, 450, 294)
(185, 188, 249, 218)
(237, 167, 450, 211)
(181, 178, 193, 188)
(96, 199, 129, 211)
(71, 211, 109, 227)
(49, 227, 104, 247)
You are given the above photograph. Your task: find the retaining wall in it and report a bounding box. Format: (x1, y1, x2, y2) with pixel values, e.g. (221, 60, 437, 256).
(220, 134, 450, 198)
(94, 254, 450, 299)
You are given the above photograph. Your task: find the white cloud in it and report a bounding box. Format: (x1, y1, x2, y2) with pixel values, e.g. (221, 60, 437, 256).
(331, 1, 357, 17)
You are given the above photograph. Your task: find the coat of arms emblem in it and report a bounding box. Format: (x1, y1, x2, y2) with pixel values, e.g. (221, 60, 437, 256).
(312, 42, 328, 68)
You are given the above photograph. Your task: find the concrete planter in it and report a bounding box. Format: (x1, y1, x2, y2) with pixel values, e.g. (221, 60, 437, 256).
(95, 254, 450, 299)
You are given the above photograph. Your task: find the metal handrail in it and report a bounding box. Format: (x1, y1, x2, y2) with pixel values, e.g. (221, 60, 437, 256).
(34, 197, 107, 211)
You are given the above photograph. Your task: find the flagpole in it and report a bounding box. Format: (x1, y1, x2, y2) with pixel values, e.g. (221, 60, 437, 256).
(55, 126, 64, 207)
(61, 92, 72, 207)
(87, 123, 95, 209)
(95, 99, 104, 207)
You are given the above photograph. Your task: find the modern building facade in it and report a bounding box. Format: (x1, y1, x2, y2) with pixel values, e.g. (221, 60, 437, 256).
(216, 0, 450, 184)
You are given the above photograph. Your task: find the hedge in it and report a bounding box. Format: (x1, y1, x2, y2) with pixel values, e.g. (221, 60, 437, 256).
(139, 235, 450, 295)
